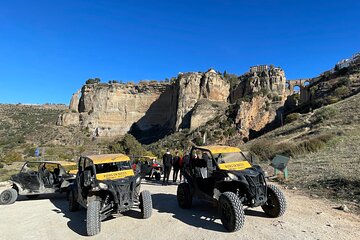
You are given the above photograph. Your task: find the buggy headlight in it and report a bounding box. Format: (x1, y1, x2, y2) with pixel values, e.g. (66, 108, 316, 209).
(99, 182, 108, 190)
(136, 176, 141, 184)
(225, 173, 238, 181)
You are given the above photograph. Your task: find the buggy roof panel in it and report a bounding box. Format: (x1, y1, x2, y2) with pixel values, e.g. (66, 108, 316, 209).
(196, 145, 241, 154)
(131, 156, 157, 160)
(86, 154, 130, 164)
(25, 160, 77, 166)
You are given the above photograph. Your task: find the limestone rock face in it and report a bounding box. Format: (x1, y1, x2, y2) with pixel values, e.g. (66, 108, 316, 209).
(69, 90, 80, 112)
(190, 100, 228, 131)
(176, 70, 230, 129)
(59, 83, 177, 137)
(234, 96, 275, 139)
(57, 112, 79, 126)
(230, 67, 287, 141)
(231, 67, 287, 104)
(57, 66, 287, 143)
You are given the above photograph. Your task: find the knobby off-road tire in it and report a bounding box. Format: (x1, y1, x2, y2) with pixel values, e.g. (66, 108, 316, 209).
(177, 183, 192, 209)
(218, 192, 245, 232)
(140, 190, 152, 219)
(68, 190, 79, 212)
(87, 197, 101, 236)
(155, 172, 161, 181)
(0, 189, 18, 205)
(261, 184, 287, 217)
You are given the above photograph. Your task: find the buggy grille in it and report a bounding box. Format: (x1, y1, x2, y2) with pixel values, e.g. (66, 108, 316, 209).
(114, 183, 132, 204)
(245, 174, 266, 201)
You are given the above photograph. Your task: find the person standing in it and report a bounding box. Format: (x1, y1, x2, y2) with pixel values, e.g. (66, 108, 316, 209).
(180, 151, 190, 181)
(162, 149, 172, 185)
(172, 151, 181, 182)
(178, 152, 185, 182)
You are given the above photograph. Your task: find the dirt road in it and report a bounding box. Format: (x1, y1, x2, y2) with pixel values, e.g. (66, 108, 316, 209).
(0, 180, 360, 240)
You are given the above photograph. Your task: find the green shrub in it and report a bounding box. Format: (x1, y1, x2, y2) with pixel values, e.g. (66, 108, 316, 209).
(325, 96, 339, 104)
(0, 162, 4, 169)
(249, 134, 334, 161)
(193, 137, 203, 146)
(313, 107, 337, 123)
(285, 113, 301, 124)
(272, 95, 283, 102)
(24, 146, 36, 157)
(249, 140, 277, 161)
(1, 151, 23, 164)
(334, 85, 351, 98)
(109, 134, 146, 156)
(227, 127, 237, 136)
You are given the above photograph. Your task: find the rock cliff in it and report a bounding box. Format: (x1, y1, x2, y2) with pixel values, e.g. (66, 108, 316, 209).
(58, 66, 287, 143)
(57, 69, 230, 141)
(230, 67, 287, 140)
(175, 69, 230, 130)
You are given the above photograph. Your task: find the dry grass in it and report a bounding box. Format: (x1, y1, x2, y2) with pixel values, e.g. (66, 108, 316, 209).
(245, 92, 360, 212)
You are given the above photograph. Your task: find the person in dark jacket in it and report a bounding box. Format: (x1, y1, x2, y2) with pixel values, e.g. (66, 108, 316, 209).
(162, 150, 172, 185)
(172, 151, 181, 182)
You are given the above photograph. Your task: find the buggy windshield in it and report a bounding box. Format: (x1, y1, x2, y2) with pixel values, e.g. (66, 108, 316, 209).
(95, 161, 132, 174)
(213, 152, 248, 163)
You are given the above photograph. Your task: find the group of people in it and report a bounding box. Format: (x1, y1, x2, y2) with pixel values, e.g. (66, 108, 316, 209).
(162, 149, 190, 185)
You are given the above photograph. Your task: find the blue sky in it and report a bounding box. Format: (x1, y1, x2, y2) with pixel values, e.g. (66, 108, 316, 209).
(0, 0, 359, 104)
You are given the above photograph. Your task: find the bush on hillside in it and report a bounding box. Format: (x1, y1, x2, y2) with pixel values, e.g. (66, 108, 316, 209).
(313, 107, 337, 123)
(334, 85, 351, 98)
(109, 134, 147, 156)
(1, 151, 23, 164)
(249, 134, 335, 161)
(285, 113, 301, 124)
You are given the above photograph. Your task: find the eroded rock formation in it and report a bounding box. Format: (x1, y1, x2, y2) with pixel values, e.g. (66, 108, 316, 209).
(175, 69, 230, 130)
(230, 67, 287, 140)
(58, 66, 287, 143)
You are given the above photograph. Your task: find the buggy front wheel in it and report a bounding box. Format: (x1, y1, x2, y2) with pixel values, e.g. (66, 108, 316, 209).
(140, 190, 152, 219)
(218, 192, 245, 232)
(261, 184, 287, 217)
(87, 197, 101, 236)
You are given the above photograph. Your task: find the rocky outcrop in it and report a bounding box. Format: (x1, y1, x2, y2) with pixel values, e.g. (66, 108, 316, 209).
(59, 82, 176, 138)
(175, 69, 230, 129)
(230, 66, 287, 140)
(57, 67, 286, 143)
(58, 69, 230, 140)
(231, 67, 286, 104)
(69, 90, 80, 112)
(190, 99, 228, 131)
(57, 112, 79, 126)
(234, 96, 276, 139)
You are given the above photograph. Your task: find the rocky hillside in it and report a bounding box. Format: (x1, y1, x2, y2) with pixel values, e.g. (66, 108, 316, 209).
(0, 104, 101, 165)
(244, 92, 360, 212)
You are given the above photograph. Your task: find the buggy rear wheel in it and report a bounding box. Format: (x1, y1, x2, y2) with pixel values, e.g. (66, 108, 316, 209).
(155, 172, 161, 181)
(218, 192, 245, 232)
(139, 190, 152, 219)
(87, 197, 101, 236)
(261, 184, 287, 217)
(68, 190, 79, 212)
(0, 189, 18, 205)
(177, 183, 192, 209)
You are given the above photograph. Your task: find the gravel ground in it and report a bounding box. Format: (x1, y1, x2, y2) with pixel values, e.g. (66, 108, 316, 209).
(0, 178, 360, 240)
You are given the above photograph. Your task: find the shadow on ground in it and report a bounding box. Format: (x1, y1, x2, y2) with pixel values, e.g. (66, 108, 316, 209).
(49, 198, 87, 236)
(152, 193, 226, 232)
(141, 180, 180, 187)
(151, 193, 270, 232)
(49, 197, 144, 236)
